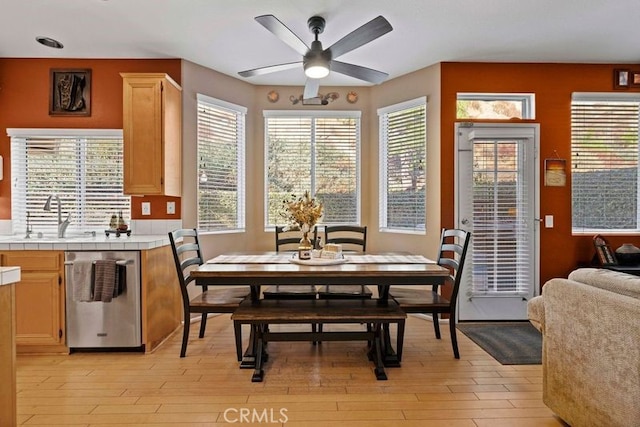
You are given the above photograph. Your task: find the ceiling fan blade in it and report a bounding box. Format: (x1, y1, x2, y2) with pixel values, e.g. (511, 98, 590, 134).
(330, 60, 389, 84)
(303, 79, 320, 100)
(238, 61, 301, 78)
(326, 16, 392, 59)
(255, 14, 309, 56)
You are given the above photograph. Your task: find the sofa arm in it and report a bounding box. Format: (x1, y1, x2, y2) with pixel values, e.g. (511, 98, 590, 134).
(542, 278, 640, 427)
(527, 295, 544, 332)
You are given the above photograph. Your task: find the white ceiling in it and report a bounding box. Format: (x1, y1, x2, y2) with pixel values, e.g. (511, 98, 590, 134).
(3, 0, 640, 88)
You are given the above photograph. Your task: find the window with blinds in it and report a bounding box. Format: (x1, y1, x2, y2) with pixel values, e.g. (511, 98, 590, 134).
(197, 94, 246, 232)
(571, 94, 640, 233)
(378, 97, 427, 232)
(9, 129, 129, 236)
(264, 111, 360, 227)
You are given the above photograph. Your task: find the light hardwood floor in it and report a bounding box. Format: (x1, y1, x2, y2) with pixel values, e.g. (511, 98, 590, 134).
(15, 315, 566, 426)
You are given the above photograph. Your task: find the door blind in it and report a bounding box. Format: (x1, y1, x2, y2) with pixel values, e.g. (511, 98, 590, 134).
(471, 139, 531, 296)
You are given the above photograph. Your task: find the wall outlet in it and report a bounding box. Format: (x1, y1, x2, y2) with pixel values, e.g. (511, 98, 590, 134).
(167, 201, 176, 215)
(141, 202, 151, 216)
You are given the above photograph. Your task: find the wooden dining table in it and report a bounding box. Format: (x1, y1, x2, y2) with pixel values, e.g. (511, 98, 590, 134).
(191, 251, 449, 380)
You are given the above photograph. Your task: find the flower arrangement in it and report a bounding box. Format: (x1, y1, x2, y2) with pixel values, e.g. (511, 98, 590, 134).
(280, 191, 323, 233)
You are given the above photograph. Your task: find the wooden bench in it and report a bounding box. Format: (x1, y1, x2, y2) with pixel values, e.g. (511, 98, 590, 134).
(232, 299, 406, 382)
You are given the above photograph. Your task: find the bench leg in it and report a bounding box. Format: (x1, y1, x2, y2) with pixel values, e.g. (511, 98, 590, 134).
(240, 324, 258, 369)
(396, 320, 405, 363)
(233, 321, 243, 362)
(371, 323, 388, 380)
(251, 324, 266, 382)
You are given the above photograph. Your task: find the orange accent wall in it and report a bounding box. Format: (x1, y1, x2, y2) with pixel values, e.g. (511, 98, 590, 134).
(0, 58, 182, 220)
(441, 62, 640, 286)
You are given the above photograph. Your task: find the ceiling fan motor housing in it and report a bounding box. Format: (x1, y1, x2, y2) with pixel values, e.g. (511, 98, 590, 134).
(307, 16, 325, 35)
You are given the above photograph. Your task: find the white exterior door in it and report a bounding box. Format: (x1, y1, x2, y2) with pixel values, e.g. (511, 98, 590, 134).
(455, 123, 540, 320)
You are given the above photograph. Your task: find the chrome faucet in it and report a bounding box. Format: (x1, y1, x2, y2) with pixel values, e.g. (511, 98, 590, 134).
(43, 194, 70, 238)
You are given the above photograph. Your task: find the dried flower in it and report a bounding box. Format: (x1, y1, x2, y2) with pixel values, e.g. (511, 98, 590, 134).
(280, 191, 323, 231)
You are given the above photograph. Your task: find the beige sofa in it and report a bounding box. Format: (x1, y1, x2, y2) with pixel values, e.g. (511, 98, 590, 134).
(528, 268, 640, 427)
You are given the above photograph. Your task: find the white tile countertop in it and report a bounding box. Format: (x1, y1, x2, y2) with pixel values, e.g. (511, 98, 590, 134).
(0, 234, 170, 251)
(0, 267, 21, 286)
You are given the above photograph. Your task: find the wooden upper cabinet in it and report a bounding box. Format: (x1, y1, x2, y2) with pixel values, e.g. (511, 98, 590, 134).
(121, 73, 182, 196)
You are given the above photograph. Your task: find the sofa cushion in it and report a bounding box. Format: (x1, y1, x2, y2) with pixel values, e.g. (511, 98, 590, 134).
(527, 295, 544, 332)
(568, 268, 640, 299)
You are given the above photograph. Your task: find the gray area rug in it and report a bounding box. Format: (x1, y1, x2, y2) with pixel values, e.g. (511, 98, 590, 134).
(457, 322, 542, 365)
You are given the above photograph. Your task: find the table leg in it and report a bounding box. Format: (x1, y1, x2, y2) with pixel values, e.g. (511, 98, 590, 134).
(381, 322, 402, 367)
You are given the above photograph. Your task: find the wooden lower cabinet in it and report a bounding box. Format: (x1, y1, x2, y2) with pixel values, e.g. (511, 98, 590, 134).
(0, 246, 181, 354)
(0, 251, 66, 353)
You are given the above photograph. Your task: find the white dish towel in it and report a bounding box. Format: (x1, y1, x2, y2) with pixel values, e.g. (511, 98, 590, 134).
(72, 260, 93, 302)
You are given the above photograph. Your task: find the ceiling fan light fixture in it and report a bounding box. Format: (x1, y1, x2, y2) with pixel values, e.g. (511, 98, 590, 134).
(304, 59, 329, 79)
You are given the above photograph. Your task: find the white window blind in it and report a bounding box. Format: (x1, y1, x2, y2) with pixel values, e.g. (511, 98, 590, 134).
(197, 94, 246, 232)
(378, 97, 427, 232)
(571, 94, 640, 233)
(9, 129, 129, 235)
(264, 111, 360, 227)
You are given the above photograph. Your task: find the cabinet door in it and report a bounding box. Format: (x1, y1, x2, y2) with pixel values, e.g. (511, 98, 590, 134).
(122, 76, 165, 195)
(2, 251, 65, 350)
(14, 271, 62, 345)
(121, 73, 182, 196)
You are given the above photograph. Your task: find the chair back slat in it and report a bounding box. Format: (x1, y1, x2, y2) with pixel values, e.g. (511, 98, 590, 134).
(436, 228, 471, 307)
(275, 226, 305, 252)
(324, 225, 367, 252)
(169, 228, 204, 302)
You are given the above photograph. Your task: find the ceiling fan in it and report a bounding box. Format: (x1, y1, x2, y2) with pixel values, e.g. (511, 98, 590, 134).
(238, 14, 393, 100)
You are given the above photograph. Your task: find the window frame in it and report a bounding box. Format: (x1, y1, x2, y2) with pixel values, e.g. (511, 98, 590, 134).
(8, 127, 129, 236)
(571, 92, 640, 235)
(378, 96, 427, 234)
(263, 110, 362, 230)
(196, 93, 247, 234)
(456, 92, 536, 120)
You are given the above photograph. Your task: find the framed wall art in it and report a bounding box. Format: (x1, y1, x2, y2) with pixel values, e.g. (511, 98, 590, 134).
(49, 68, 91, 116)
(613, 69, 630, 90)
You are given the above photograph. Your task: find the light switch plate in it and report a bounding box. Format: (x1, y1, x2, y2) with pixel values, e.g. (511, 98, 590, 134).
(167, 201, 176, 215)
(141, 202, 151, 216)
(545, 215, 554, 228)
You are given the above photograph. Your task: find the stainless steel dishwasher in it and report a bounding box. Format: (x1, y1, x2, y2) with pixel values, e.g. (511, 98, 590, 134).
(65, 251, 142, 350)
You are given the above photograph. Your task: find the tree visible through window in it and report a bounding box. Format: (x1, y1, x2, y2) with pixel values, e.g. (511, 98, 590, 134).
(264, 111, 360, 227)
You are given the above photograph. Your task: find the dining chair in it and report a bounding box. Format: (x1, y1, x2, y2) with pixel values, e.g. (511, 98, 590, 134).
(317, 225, 373, 299)
(262, 226, 318, 299)
(389, 228, 471, 359)
(169, 228, 250, 359)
